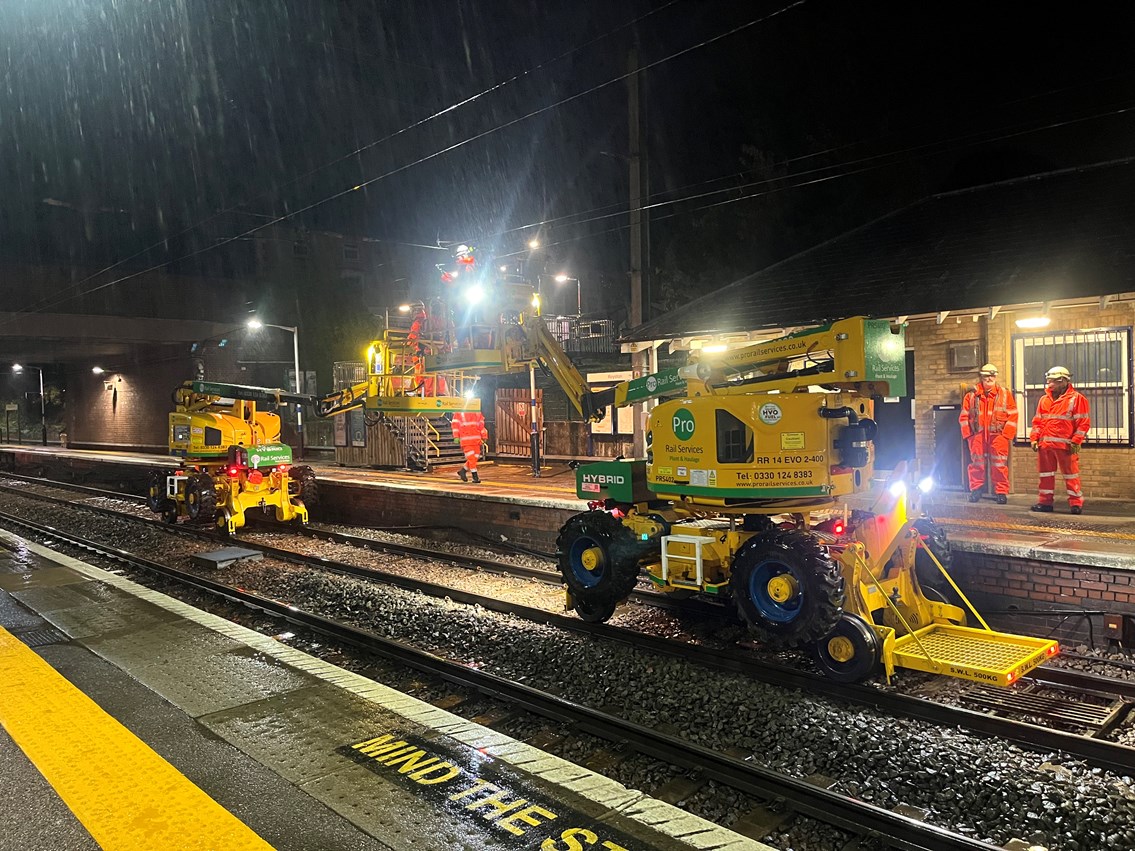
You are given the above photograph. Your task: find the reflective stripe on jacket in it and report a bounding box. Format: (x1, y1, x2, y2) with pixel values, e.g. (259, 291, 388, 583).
(452, 411, 487, 442)
(1029, 384, 1091, 448)
(959, 384, 1018, 441)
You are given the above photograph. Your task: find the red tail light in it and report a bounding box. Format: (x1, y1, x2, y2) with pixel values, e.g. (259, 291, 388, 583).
(227, 466, 240, 478)
(278, 464, 289, 473)
(833, 521, 845, 535)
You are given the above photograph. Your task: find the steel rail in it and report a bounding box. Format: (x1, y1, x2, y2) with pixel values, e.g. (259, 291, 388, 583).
(2, 480, 1134, 776)
(0, 474, 726, 614)
(0, 508, 1001, 851)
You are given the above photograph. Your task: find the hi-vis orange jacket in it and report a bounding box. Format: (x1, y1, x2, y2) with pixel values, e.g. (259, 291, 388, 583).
(452, 410, 487, 443)
(1029, 384, 1091, 449)
(959, 384, 1017, 441)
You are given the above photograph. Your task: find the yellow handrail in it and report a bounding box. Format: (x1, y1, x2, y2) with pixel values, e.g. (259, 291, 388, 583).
(915, 538, 992, 632)
(850, 544, 943, 672)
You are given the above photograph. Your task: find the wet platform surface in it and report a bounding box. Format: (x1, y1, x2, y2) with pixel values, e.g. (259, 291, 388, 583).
(0, 524, 772, 851)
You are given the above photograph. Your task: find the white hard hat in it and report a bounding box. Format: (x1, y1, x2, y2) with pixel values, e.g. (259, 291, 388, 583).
(1045, 366, 1071, 380)
(978, 363, 998, 376)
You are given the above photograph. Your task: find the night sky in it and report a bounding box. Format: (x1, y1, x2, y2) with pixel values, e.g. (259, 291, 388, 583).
(3, 1, 1135, 319)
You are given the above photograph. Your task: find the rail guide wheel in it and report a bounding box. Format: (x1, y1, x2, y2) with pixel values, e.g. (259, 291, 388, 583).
(556, 511, 641, 623)
(813, 613, 882, 682)
(730, 529, 845, 647)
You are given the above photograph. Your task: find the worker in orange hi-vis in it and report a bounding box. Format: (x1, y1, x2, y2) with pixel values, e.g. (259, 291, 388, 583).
(407, 305, 443, 396)
(958, 363, 1017, 504)
(1029, 365, 1091, 515)
(452, 409, 487, 483)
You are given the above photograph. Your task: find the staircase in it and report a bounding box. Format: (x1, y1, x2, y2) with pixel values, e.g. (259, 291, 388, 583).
(379, 414, 465, 471)
(427, 415, 466, 468)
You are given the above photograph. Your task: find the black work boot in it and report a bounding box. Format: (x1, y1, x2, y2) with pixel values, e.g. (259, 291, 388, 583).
(968, 490, 982, 502)
(457, 468, 468, 482)
(995, 494, 1008, 504)
(1070, 505, 1083, 515)
(471, 471, 481, 484)
(1030, 503, 1053, 512)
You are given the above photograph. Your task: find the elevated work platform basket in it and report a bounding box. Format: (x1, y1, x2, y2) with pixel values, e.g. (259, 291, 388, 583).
(892, 624, 1059, 687)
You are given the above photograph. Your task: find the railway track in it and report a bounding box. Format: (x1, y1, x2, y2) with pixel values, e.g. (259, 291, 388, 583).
(2, 473, 1133, 777)
(0, 505, 1020, 851)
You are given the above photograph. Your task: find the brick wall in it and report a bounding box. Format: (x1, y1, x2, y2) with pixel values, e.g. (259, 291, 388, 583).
(952, 552, 1135, 645)
(65, 342, 243, 451)
(317, 481, 576, 552)
(907, 303, 1135, 500)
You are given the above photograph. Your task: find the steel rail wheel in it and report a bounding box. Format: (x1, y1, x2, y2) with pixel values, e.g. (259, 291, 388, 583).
(813, 613, 881, 683)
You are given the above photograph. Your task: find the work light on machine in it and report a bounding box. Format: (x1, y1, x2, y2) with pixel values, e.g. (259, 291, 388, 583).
(465, 285, 484, 305)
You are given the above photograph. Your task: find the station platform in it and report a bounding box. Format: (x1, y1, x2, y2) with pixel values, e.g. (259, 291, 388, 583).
(0, 527, 771, 851)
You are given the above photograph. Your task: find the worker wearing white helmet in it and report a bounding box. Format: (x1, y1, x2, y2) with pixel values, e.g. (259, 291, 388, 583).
(1029, 366, 1091, 514)
(958, 363, 1017, 504)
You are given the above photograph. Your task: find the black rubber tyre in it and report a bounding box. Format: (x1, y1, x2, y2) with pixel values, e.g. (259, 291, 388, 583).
(289, 465, 320, 510)
(146, 470, 167, 513)
(557, 511, 642, 620)
(730, 529, 845, 646)
(813, 613, 882, 683)
(185, 472, 216, 523)
(913, 517, 952, 591)
(922, 585, 966, 626)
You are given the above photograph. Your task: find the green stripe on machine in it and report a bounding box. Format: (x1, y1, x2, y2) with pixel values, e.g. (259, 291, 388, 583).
(618, 368, 686, 404)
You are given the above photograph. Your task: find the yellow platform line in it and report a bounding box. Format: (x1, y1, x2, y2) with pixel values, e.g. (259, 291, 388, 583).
(0, 627, 274, 851)
(939, 515, 1135, 542)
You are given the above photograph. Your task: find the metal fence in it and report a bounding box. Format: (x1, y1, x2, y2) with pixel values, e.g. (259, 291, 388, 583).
(1011, 327, 1132, 445)
(543, 316, 619, 355)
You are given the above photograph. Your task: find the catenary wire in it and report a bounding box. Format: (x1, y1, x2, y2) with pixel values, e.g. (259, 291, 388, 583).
(6, 1, 682, 325)
(0, 1, 807, 324)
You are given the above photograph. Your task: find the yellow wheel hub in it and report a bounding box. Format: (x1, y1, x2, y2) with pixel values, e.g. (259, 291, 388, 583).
(827, 635, 856, 663)
(580, 547, 605, 571)
(766, 574, 799, 603)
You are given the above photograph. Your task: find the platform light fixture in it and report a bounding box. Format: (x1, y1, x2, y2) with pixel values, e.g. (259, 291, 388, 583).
(552, 273, 581, 315)
(12, 363, 46, 445)
(1015, 315, 1051, 329)
(91, 366, 105, 374)
(246, 317, 303, 458)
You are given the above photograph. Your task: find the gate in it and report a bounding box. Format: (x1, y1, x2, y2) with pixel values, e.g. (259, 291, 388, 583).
(494, 388, 543, 458)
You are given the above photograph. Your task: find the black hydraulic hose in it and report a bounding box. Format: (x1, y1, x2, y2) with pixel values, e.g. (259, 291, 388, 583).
(819, 405, 858, 423)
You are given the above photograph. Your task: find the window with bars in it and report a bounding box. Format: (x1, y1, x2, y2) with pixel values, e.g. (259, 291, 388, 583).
(1011, 327, 1132, 445)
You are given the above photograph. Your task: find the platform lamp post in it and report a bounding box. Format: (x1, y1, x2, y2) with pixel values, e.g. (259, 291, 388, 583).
(12, 364, 46, 445)
(246, 319, 303, 460)
(553, 273, 581, 315)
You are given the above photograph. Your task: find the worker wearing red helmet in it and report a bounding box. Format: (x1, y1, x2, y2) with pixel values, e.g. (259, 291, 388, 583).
(958, 363, 1017, 504)
(452, 407, 488, 483)
(1029, 365, 1091, 514)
